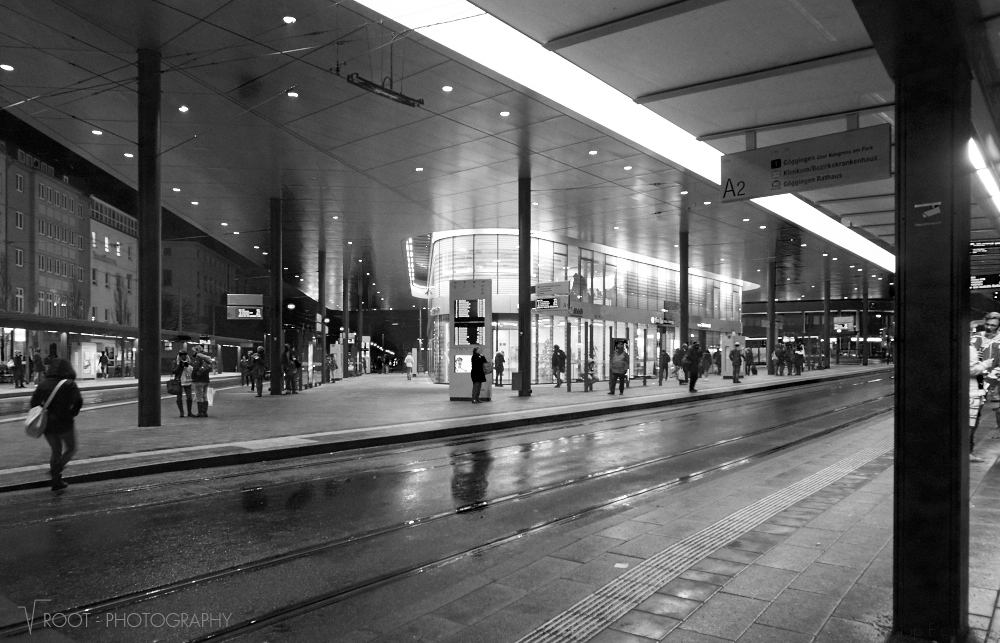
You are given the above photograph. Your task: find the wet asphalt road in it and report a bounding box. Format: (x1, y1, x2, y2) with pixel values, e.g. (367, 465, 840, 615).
(0, 374, 893, 642)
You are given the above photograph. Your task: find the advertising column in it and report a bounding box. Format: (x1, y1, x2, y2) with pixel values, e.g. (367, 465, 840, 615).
(449, 279, 492, 401)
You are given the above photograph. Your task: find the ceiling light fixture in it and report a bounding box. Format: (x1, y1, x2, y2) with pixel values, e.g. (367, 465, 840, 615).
(624, 165, 632, 170)
(346, 72, 424, 107)
(123, 153, 133, 158)
(333, 215, 339, 219)
(442, 85, 453, 92)
(221, 222, 228, 226)
(500, 110, 510, 116)
(191, 201, 198, 205)
(801, 243, 807, 247)
(92, 130, 102, 135)
(262, 251, 268, 255)
(283, 16, 296, 24)
(703, 201, 711, 205)
(0, 64, 13, 72)
(742, 218, 749, 222)
(287, 91, 299, 98)
(613, 226, 620, 230)
(253, 246, 259, 249)
(680, 190, 688, 195)
(357, 0, 897, 273)
(415, 167, 423, 171)
(759, 225, 766, 229)
(233, 231, 239, 235)
(173, 188, 180, 192)
(588, 150, 597, 155)
(178, 106, 189, 113)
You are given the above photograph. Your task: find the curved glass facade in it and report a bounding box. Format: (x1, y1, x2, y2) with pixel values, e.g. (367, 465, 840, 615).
(427, 230, 748, 384)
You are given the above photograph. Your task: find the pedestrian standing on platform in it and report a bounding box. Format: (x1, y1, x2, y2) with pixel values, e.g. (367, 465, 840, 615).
(281, 344, 295, 394)
(730, 342, 743, 384)
(699, 349, 712, 379)
(251, 346, 266, 397)
(13, 351, 24, 388)
(744, 346, 753, 376)
(658, 348, 669, 385)
(552, 345, 566, 388)
(713, 349, 722, 375)
(970, 344, 995, 463)
(794, 344, 805, 375)
(673, 345, 687, 384)
(773, 344, 786, 376)
(494, 350, 505, 386)
(584, 360, 597, 391)
(685, 342, 702, 393)
(470, 346, 487, 403)
(172, 350, 194, 417)
(190, 345, 214, 417)
(31, 358, 82, 492)
(404, 352, 415, 380)
(239, 352, 250, 387)
(98, 349, 109, 378)
(609, 339, 629, 395)
(32, 350, 44, 385)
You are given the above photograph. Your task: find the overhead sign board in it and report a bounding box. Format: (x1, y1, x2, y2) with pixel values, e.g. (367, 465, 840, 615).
(227, 307, 262, 320)
(868, 300, 893, 311)
(972, 274, 1000, 290)
(720, 124, 891, 202)
(227, 294, 263, 307)
(834, 315, 856, 331)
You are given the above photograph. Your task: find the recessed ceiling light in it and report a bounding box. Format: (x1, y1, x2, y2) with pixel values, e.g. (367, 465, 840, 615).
(442, 85, 453, 92)
(589, 150, 597, 155)
(759, 225, 766, 229)
(191, 201, 198, 205)
(757, 269, 761, 272)
(332, 215, 339, 219)
(287, 91, 298, 98)
(253, 245, 259, 249)
(262, 251, 268, 255)
(822, 253, 828, 256)
(221, 222, 228, 226)
(92, 129, 102, 135)
(613, 226, 620, 230)
(415, 167, 423, 172)
(283, 16, 296, 24)
(178, 106, 189, 113)
(173, 187, 181, 192)
(801, 243, 807, 247)
(680, 190, 688, 195)
(300, 278, 304, 282)
(721, 258, 725, 261)
(833, 257, 838, 260)
(284, 267, 289, 270)
(500, 111, 510, 116)
(0, 64, 13, 72)
(857, 268, 863, 272)
(624, 165, 633, 170)
(233, 231, 239, 235)
(742, 218, 749, 222)
(123, 153, 133, 158)
(703, 201, 711, 205)
(347, 241, 353, 245)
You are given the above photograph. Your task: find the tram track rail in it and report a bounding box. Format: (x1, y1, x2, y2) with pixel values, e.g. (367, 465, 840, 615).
(0, 392, 894, 640)
(0, 376, 884, 521)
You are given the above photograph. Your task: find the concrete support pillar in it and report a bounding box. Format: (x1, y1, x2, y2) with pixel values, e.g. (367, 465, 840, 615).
(861, 263, 869, 365)
(679, 211, 690, 348)
(766, 257, 776, 375)
(319, 248, 327, 383)
(136, 49, 161, 427)
(892, 61, 971, 641)
(343, 242, 352, 380)
(823, 257, 831, 369)
(268, 198, 283, 395)
(517, 176, 532, 397)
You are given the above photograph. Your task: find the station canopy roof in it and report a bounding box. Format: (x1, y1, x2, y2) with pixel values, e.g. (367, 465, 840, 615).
(2, 0, 1000, 311)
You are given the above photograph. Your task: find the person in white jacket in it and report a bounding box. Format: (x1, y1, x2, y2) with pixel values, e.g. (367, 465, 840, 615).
(970, 345, 994, 463)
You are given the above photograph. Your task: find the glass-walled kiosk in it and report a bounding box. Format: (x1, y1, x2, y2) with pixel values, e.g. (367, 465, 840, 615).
(425, 230, 754, 385)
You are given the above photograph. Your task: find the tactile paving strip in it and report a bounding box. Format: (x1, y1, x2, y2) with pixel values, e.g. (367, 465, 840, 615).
(517, 437, 894, 643)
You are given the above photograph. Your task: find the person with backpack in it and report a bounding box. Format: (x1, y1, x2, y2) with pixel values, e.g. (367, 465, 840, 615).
(190, 344, 215, 417)
(551, 345, 566, 388)
(609, 339, 629, 395)
(685, 342, 702, 392)
(672, 345, 687, 384)
(30, 358, 83, 491)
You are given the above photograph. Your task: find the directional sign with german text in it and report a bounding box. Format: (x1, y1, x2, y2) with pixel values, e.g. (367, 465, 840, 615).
(720, 125, 891, 202)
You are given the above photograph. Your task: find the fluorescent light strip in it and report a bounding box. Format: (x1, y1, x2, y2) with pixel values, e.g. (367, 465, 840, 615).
(358, 0, 896, 273)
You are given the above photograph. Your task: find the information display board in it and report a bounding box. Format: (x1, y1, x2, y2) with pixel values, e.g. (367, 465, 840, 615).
(226, 294, 264, 320)
(449, 279, 493, 401)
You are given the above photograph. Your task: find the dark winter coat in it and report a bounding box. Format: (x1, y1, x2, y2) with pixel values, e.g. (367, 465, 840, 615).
(471, 352, 488, 383)
(29, 359, 82, 435)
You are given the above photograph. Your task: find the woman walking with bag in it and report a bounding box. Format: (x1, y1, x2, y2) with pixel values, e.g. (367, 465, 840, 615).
(30, 358, 83, 491)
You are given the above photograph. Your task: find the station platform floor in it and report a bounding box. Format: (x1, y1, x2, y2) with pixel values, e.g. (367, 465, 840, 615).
(0, 364, 891, 492)
(334, 412, 1000, 643)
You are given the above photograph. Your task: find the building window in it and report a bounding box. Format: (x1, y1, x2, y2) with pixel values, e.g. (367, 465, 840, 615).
(104, 236, 109, 253)
(163, 270, 172, 287)
(116, 241, 121, 257)
(37, 255, 44, 272)
(47, 257, 53, 273)
(37, 183, 44, 199)
(92, 231, 96, 248)
(15, 249, 22, 267)
(15, 174, 23, 192)
(91, 306, 96, 320)
(127, 245, 132, 261)
(14, 288, 23, 313)
(14, 211, 22, 229)
(78, 267, 84, 282)
(104, 308, 109, 322)
(92, 268, 97, 285)
(38, 219, 44, 236)
(126, 274, 132, 293)
(38, 291, 44, 314)
(105, 272, 110, 288)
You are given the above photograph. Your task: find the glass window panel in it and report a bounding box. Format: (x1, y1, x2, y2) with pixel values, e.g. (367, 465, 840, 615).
(497, 234, 519, 295)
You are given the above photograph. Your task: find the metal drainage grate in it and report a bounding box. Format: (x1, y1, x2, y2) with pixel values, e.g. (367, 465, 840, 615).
(517, 437, 894, 643)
